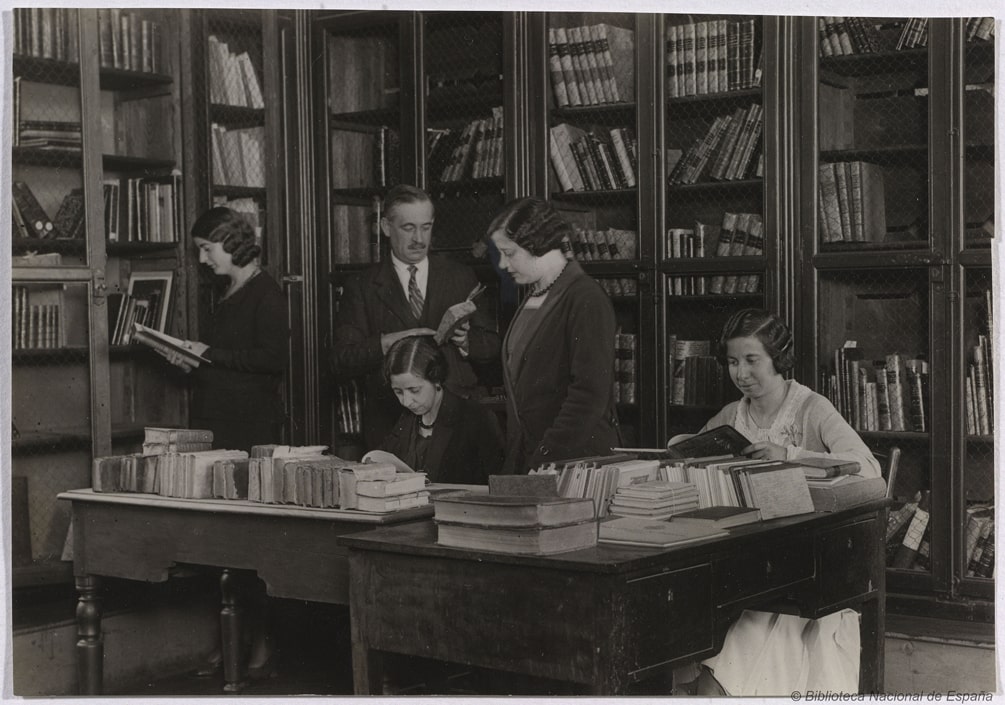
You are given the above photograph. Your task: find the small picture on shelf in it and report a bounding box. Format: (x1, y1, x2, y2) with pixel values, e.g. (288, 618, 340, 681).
(127, 271, 174, 333)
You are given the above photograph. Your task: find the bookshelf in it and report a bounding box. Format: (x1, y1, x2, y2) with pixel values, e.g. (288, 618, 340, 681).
(539, 11, 655, 447)
(659, 14, 779, 441)
(11, 9, 188, 587)
(798, 16, 996, 607)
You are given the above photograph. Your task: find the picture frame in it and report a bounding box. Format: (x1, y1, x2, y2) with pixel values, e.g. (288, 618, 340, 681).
(127, 271, 174, 333)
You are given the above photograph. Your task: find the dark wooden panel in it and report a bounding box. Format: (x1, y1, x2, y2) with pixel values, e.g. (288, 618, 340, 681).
(816, 517, 882, 610)
(714, 532, 814, 606)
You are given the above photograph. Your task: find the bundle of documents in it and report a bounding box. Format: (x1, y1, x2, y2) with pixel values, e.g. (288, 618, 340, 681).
(607, 480, 699, 520)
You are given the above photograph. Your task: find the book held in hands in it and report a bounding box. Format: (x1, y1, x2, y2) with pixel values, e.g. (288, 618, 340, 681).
(132, 323, 210, 367)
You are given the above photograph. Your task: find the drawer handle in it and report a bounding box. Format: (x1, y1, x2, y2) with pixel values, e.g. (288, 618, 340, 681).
(847, 538, 854, 550)
(666, 588, 675, 602)
(765, 560, 773, 576)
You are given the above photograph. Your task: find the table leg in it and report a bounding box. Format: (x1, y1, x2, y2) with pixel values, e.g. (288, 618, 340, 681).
(352, 644, 384, 695)
(75, 575, 103, 695)
(858, 597, 885, 694)
(220, 569, 247, 693)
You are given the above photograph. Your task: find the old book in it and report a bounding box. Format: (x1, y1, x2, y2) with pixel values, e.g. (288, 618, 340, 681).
(142, 441, 211, 455)
(133, 323, 210, 367)
(666, 425, 750, 459)
(597, 23, 634, 103)
(546, 27, 569, 107)
(670, 339, 711, 404)
(434, 493, 596, 528)
(807, 474, 886, 512)
(599, 516, 727, 547)
(796, 456, 861, 479)
(671, 505, 762, 528)
(432, 283, 485, 345)
(737, 463, 815, 520)
(144, 426, 213, 445)
(356, 472, 428, 498)
(12, 181, 54, 236)
(437, 518, 597, 555)
(357, 491, 429, 513)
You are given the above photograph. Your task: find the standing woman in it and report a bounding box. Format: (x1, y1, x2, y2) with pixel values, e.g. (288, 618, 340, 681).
(487, 197, 619, 473)
(162, 206, 289, 453)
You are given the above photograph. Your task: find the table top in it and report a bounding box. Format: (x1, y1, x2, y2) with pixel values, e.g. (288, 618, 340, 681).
(58, 488, 435, 524)
(340, 499, 888, 574)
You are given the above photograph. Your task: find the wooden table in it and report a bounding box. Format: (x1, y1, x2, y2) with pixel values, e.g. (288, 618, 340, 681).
(342, 500, 888, 695)
(58, 488, 433, 694)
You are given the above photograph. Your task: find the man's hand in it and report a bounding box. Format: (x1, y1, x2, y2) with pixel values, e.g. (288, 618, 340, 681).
(449, 320, 470, 354)
(381, 327, 436, 354)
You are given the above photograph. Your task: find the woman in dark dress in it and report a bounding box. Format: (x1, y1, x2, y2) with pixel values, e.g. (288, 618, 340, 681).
(162, 206, 289, 453)
(379, 335, 504, 483)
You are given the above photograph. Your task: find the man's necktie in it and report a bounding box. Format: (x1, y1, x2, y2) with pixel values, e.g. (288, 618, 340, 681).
(407, 265, 424, 321)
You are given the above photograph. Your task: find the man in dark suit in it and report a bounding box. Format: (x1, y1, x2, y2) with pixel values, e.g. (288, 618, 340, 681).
(330, 185, 501, 448)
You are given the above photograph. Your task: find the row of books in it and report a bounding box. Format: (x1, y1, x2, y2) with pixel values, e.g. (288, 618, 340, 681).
(97, 9, 163, 73)
(886, 490, 929, 570)
(614, 333, 638, 406)
(211, 124, 265, 188)
(12, 8, 80, 62)
(104, 174, 182, 244)
(818, 162, 886, 243)
(549, 124, 638, 193)
(965, 333, 994, 436)
(596, 278, 638, 298)
(668, 103, 763, 185)
(336, 380, 364, 436)
(896, 19, 930, 51)
(546, 24, 635, 108)
(562, 227, 638, 262)
(331, 126, 400, 191)
(108, 292, 161, 345)
(670, 353, 730, 407)
(965, 17, 996, 43)
(963, 505, 995, 579)
(207, 35, 265, 109)
(13, 182, 74, 241)
(817, 17, 886, 56)
(665, 19, 762, 98)
(667, 211, 764, 264)
(428, 108, 504, 184)
(821, 347, 929, 433)
(667, 275, 761, 297)
(434, 492, 598, 556)
(12, 286, 63, 350)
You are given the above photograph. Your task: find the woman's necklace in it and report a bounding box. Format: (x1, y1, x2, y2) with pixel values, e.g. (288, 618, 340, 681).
(529, 259, 569, 297)
(417, 417, 435, 430)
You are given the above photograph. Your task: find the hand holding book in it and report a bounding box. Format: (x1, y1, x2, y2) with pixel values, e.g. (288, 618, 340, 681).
(433, 283, 486, 347)
(133, 322, 210, 373)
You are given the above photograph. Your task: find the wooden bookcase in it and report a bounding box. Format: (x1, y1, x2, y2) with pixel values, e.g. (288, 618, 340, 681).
(11, 9, 188, 588)
(795, 16, 996, 612)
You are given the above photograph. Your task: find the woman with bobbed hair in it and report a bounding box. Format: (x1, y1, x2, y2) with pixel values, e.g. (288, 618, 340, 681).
(378, 335, 503, 483)
(697, 308, 879, 476)
(487, 197, 620, 473)
(159, 207, 289, 454)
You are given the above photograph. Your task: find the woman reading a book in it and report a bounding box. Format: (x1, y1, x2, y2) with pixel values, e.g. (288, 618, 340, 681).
(678, 308, 879, 696)
(487, 197, 619, 473)
(379, 335, 504, 482)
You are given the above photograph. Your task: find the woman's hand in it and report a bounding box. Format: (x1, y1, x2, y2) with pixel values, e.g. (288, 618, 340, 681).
(155, 339, 208, 374)
(742, 441, 787, 461)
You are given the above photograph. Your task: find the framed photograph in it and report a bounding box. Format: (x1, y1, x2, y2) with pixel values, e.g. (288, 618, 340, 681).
(127, 271, 173, 333)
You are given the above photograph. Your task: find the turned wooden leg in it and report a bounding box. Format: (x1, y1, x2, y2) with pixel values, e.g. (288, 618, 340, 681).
(220, 569, 247, 693)
(75, 575, 103, 695)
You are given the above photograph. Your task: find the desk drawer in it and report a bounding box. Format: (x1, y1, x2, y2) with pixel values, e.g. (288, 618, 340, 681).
(715, 534, 813, 606)
(816, 517, 880, 608)
(622, 564, 713, 674)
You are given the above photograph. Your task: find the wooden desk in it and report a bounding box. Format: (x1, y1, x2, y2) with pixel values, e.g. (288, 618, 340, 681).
(342, 501, 888, 695)
(58, 488, 433, 694)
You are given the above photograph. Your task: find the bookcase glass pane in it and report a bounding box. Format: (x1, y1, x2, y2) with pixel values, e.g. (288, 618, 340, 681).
(816, 17, 931, 250)
(12, 8, 87, 266)
(545, 11, 642, 442)
(203, 10, 268, 259)
(817, 269, 933, 574)
(963, 21, 994, 249)
(11, 281, 92, 568)
(327, 20, 400, 266)
(424, 11, 505, 254)
(961, 267, 994, 582)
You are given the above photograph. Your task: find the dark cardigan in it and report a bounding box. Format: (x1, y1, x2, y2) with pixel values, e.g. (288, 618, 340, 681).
(378, 389, 504, 483)
(502, 260, 619, 473)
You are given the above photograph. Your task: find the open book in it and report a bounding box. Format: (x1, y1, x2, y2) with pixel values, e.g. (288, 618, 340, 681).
(132, 323, 210, 367)
(361, 449, 415, 474)
(433, 283, 486, 345)
(615, 425, 751, 460)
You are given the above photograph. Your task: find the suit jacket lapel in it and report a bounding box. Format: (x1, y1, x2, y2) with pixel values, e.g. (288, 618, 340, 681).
(373, 259, 416, 327)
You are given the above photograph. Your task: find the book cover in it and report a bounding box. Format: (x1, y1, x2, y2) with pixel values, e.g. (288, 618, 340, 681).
(598, 516, 727, 547)
(796, 456, 861, 479)
(671, 505, 762, 528)
(666, 425, 750, 459)
(739, 463, 815, 520)
(356, 472, 428, 498)
(133, 323, 211, 366)
(434, 493, 596, 528)
(807, 474, 887, 512)
(437, 518, 597, 555)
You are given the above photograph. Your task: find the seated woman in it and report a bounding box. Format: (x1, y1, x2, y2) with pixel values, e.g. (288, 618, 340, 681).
(682, 308, 881, 696)
(379, 335, 504, 483)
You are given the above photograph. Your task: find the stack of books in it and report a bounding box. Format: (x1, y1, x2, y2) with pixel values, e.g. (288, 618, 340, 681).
(434, 493, 598, 555)
(608, 480, 699, 520)
(341, 464, 429, 512)
(92, 427, 216, 493)
(546, 24, 634, 107)
(143, 426, 213, 454)
(668, 104, 764, 186)
(549, 124, 638, 193)
(818, 161, 886, 243)
(665, 19, 761, 98)
(552, 456, 660, 518)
